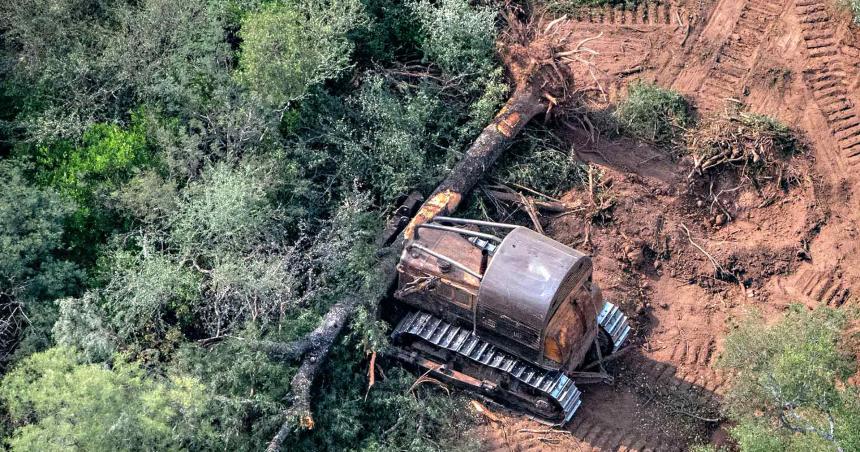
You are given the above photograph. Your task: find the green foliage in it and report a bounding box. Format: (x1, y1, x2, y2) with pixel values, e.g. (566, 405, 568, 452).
(294, 340, 479, 451)
(1, 0, 232, 141)
(35, 116, 151, 204)
(238, 0, 367, 106)
(411, 0, 498, 75)
(329, 75, 448, 203)
(0, 161, 78, 302)
(493, 126, 588, 197)
(1, 0, 504, 445)
(350, 0, 421, 64)
(719, 306, 860, 451)
(689, 446, 732, 452)
(462, 67, 510, 133)
(30, 115, 153, 262)
(102, 251, 201, 347)
(0, 347, 215, 451)
(614, 81, 692, 146)
(172, 333, 305, 450)
(53, 293, 117, 362)
(172, 162, 284, 253)
(0, 161, 81, 364)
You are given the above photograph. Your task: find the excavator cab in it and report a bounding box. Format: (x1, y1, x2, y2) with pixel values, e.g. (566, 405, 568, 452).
(390, 216, 631, 424)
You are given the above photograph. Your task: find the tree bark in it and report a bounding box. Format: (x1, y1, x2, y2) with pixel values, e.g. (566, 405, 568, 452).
(403, 84, 546, 238)
(264, 84, 547, 451)
(265, 238, 403, 451)
(253, 298, 361, 362)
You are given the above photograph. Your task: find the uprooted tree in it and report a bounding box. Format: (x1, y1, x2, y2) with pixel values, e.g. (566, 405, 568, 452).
(259, 10, 589, 451)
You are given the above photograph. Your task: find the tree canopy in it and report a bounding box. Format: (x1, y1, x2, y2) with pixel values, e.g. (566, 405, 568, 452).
(719, 306, 860, 452)
(0, 0, 509, 448)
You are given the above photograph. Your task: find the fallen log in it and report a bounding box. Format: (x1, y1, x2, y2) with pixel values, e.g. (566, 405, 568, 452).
(403, 84, 546, 239)
(264, 239, 403, 452)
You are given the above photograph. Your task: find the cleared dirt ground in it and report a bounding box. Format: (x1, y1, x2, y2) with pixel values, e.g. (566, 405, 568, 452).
(473, 0, 860, 450)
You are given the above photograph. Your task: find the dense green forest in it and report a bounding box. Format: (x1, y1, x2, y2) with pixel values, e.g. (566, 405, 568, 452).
(0, 0, 507, 449)
(2, 0, 859, 451)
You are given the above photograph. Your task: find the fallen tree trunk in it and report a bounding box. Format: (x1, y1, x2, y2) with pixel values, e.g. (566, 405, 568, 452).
(264, 237, 404, 451)
(403, 84, 546, 239)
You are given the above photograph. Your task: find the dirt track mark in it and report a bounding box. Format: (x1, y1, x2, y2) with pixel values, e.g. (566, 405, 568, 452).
(630, 356, 728, 400)
(842, 30, 860, 90)
(697, 0, 786, 110)
(796, 0, 860, 165)
(570, 3, 685, 27)
(792, 268, 851, 306)
(568, 417, 681, 452)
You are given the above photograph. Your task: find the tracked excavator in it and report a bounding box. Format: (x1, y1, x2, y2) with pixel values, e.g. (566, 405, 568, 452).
(381, 196, 631, 425)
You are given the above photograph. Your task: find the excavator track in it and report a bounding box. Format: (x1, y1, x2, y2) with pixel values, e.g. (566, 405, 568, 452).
(391, 301, 631, 424)
(392, 310, 584, 424)
(597, 301, 631, 353)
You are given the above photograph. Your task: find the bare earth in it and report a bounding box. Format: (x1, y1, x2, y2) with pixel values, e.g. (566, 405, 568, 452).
(473, 1, 860, 450)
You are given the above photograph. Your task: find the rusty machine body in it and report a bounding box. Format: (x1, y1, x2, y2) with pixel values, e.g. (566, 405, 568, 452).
(386, 213, 631, 424)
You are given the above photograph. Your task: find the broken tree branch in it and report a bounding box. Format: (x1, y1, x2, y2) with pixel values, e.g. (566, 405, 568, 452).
(485, 189, 583, 213)
(678, 223, 726, 277)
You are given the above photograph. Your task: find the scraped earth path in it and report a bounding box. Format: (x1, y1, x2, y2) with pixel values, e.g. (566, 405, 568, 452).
(472, 1, 860, 450)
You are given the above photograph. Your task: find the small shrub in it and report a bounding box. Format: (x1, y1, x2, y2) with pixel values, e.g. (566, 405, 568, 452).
(238, 0, 367, 106)
(411, 0, 498, 75)
(614, 81, 692, 146)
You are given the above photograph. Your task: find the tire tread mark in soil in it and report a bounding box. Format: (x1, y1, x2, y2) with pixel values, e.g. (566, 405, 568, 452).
(697, 0, 786, 110)
(796, 0, 860, 165)
(570, 3, 683, 26)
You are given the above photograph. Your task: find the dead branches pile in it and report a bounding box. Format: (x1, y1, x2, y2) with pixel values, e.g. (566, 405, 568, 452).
(686, 111, 802, 181)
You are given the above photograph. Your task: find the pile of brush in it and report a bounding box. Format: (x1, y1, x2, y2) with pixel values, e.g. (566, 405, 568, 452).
(686, 111, 801, 179)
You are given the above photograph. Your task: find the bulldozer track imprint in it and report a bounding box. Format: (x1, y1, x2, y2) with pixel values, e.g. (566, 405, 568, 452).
(632, 358, 727, 399)
(796, 0, 860, 164)
(697, 0, 786, 110)
(568, 418, 675, 452)
(570, 3, 686, 27)
(793, 268, 851, 306)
